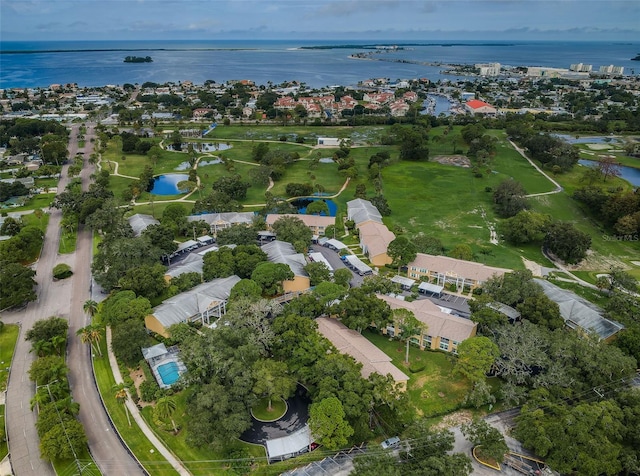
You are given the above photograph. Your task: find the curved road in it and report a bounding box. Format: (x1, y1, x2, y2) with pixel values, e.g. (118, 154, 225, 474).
(3, 124, 145, 475)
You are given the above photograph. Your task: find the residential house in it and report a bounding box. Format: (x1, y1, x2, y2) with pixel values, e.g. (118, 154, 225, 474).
(316, 137, 341, 147)
(128, 213, 159, 237)
(261, 240, 310, 293)
(145, 275, 241, 337)
(316, 317, 409, 390)
(346, 199, 395, 267)
(407, 253, 509, 293)
(377, 294, 478, 353)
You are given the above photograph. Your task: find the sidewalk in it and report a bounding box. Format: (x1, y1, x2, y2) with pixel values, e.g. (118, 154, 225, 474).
(105, 328, 191, 476)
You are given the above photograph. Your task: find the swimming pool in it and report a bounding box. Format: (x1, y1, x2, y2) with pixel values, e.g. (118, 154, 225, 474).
(157, 361, 180, 386)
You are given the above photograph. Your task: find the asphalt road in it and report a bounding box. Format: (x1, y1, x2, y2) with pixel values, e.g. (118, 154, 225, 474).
(3, 124, 144, 476)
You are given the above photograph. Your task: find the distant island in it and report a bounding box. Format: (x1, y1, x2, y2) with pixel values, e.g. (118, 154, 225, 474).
(124, 56, 153, 63)
(632, 54, 640, 61)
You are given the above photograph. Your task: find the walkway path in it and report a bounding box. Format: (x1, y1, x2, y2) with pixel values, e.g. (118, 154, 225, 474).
(508, 140, 563, 197)
(105, 329, 191, 476)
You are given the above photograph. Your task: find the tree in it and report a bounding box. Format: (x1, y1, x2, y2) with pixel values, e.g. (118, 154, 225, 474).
(111, 319, 149, 367)
(412, 234, 444, 255)
(229, 279, 263, 303)
(100, 291, 151, 326)
(83, 299, 98, 318)
(544, 221, 591, 264)
(193, 190, 243, 214)
(306, 200, 329, 215)
(202, 247, 235, 280)
(118, 263, 167, 299)
(271, 216, 312, 252)
(212, 174, 251, 200)
(493, 178, 528, 218)
(393, 308, 425, 364)
(333, 268, 352, 288)
(517, 294, 564, 329)
(39, 419, 87, 462)
(0, 217, 23, 236)
(308, 397, 354, 450)
(113, 383, 132, 426)
(515, 400, 625, 476)
(387, 236, 417, 273)
(26, 317, 68, 346)
(155, 396, 179, 434)
(29, 355, 68, 386)
(89, 325, 104, 357)
(251, 262, 293, 297)
(142, 224, 178, 255)
(0, 262, 36, 309)
(304, 261, 332, 286)
(232, 244, 268, 279)
(351, 453, 401, 476)
(461, 419, 508, 464)
(252, 360, 296, 412)
(449, 244, 473, 262)
(336, 288, 392, 333)
(216, 224, 258, 246)
(454, 337, 500, 383)
(500, 210, 551, 244)
(598, 155, 622, 182)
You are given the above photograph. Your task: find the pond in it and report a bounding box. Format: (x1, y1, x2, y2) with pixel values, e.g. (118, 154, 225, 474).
(150, 173, 190, 195)
(291, 198, 337, 216)
(554, 134, 621, 145)
(579, 160, 640, 187)
(422, 94, 454, 116)
(166, 142, 232, 152)
(175, 158, 222, 170)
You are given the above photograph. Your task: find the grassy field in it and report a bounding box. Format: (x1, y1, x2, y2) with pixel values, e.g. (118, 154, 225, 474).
(111, 124, 639, 274)
(0, 326, 18, 460)
(0, 324, 19, 392)
(362, 330, 480, 417)
(251, 397, 286, 421)
(5, 193, 56, 212)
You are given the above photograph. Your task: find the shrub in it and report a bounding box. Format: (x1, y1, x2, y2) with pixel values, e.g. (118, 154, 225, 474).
(409, 364, 426, 373)
(139, 379, 160, 402)
(52, 263, 73, 280)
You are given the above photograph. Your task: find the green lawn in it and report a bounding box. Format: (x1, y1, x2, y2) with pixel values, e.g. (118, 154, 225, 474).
(362, 330, 474, 417)
(5, 193, 56, 212)
(52, 450, 101, 476)
(251, 397, 286, 421)
(92, 338, 178, 475)
(0, 325, 19, 460)
(0, 324, 20, 391)
(59, 229, 78, 254)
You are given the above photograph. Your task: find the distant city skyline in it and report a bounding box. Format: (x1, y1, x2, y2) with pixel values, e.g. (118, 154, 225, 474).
(1, 0, 638, 42)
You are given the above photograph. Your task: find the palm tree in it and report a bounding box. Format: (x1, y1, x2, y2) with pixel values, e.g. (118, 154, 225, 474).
(113, 383, 131, 426)
(83, 299, 98, 318)
(49, 334, 67, 356)
(76, 326, 94, 355)
(393, 309, 426, 365)
(154, 396, 178, 434)
(89, 325, 104, 357)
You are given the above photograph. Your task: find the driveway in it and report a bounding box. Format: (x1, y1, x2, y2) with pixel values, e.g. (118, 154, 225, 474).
(240, 386, 311, 445)
(309, 244, 363, 287)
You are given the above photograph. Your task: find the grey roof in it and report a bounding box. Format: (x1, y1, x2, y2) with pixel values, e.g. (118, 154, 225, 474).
(346, 199, 382, 226)
(142, 343, 168, 361)
(391, 275, 416, 288)
(151, 275, 241, 328)
(128, 213, 159, 237)
(262, 240, 308, 277)
(344, 255, 373, 274)
(325, 238, 348, 250)
(187, 212, 254, 226)
(165, 253, 204, 279)
(535, 279, 624, 340)
(176, 239, 198, 252)
(418, 282, 444, 294)
(488, 302, 521, 321)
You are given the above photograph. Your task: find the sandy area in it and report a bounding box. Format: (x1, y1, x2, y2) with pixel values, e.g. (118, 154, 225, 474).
(432, 155, 471, 168)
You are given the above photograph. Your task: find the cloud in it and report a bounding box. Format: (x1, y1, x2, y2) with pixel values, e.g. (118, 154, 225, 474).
(314, 0, 404, 17)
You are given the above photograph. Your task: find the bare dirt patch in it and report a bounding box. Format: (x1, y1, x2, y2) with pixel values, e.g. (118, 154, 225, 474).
(432, 155, 472, 168)
(431, 410, 474, 430)
(129, 368, 153, 408)
(568, 250, 628, 272)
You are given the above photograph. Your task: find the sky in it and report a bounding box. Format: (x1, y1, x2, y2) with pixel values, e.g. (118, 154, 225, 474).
(1, 0, 638, 42)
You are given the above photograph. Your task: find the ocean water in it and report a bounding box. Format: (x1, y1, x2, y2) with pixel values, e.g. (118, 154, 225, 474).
(1, 39, 639, 89)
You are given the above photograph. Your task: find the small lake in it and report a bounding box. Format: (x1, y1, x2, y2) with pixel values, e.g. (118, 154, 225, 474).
(554, 134, 621, 145)
(150, 173, 190, 195)
(175, 158, 222, 170)
(166, 142, 232, 152)
(291, 198, 337, 216)
(579, 160, 640, 187)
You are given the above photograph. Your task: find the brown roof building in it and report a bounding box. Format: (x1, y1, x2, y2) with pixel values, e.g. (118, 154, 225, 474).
(377, 294, 478, 353)
(316, 317, 409, 390)
(407, 253, 509, 292)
